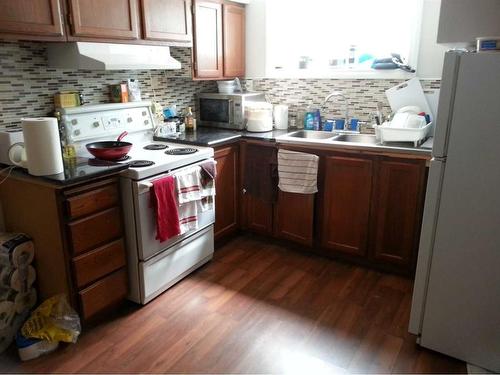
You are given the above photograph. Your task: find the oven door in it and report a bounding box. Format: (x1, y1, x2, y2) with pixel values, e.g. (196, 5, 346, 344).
(132, 159, 215, 261)
(198, 97, 234, 128)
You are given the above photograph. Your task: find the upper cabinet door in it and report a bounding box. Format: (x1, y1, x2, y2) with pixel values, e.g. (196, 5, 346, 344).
(141, 0, 192, 43)
(0, 0, 64, 39)
(193, 0, 223, 79)
(69, 0, 140, 40)
(222, 3, 245, 78)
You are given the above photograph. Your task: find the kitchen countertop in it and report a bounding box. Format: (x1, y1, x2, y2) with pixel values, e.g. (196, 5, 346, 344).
(153, 127, 290, 146)
(154, 127, 432, 158)
(2, 157, 129, 187)
(277, 133, 433, 159)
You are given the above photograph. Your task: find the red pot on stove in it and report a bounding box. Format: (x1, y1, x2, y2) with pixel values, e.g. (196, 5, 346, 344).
(86, 131, 132, 161)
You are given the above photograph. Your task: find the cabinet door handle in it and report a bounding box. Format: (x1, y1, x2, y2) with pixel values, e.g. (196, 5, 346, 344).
(242, 188, 247, 194)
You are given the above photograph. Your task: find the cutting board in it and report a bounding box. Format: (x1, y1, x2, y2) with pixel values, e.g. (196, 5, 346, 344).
(386, 78, 434, 121)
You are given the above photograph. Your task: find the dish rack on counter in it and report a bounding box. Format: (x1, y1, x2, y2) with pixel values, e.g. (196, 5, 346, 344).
(375, 122, 432, 147)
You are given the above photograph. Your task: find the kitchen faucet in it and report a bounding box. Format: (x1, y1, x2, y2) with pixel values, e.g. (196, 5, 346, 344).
(323, 91, 349, 131)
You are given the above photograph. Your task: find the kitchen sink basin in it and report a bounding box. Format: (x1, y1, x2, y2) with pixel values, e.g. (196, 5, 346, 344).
(333, 134, 379, 144)
(286, 130, 336, 140)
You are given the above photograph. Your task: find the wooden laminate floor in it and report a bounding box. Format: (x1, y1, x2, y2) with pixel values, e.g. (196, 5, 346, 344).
(0, 235, 465, 374)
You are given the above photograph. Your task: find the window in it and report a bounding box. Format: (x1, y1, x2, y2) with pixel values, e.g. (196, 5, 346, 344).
(265, 0, 423, 77)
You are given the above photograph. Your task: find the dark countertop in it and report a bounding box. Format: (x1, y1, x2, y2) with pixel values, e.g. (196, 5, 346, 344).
(154, 127, 431, 159)
(153, 127, 290, 147)
(4, 157, 129, 187)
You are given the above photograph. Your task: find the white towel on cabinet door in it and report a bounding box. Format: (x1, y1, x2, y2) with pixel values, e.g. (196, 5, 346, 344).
(278, 149, 319, 194)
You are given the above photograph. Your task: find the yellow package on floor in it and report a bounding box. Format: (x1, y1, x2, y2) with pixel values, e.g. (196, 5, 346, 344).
(21, 294, 81, 343)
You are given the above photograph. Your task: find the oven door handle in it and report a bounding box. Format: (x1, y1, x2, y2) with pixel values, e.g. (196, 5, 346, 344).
(228, 99, 234, 124)
(137, 181, 153, 194)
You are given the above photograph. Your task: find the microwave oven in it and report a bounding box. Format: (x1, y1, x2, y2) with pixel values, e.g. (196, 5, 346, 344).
(197, 92, 265, 130)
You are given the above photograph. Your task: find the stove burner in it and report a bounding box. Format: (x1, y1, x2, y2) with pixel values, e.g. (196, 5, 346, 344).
(88, 155, 130, 165)
(87, 158, 121, 167)
(128, 160, 155, 168)
(114, 155, 131, 162)
(165, 148, 198, 155)
(143, 144, 168, 150)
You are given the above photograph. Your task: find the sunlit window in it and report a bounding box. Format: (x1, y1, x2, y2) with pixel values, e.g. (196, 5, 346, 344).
(266, 0, 422, 75)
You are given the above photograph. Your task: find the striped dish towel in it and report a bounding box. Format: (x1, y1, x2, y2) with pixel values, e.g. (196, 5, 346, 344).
(278, 149, 319, 194)
(175, 166, 202, 204)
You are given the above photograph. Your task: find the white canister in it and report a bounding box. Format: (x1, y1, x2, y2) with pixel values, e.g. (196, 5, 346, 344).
(245, 102, 273, 132)
(273, 104, 289, 130)
(8, 118, 64, 176)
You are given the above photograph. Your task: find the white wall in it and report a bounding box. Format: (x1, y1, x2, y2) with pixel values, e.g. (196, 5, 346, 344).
(245, 0, 267, 78)
(246, 0, 448, 79)
(417, 0, 448, 79)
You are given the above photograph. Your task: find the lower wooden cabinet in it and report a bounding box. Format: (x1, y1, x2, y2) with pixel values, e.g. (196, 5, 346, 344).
(0, 175, 129, 322)
(274, 190, 314, 246)
(214, 144, 240, 240)
(244, 194, 274, 236)
(369, 157, 426, 269)
(319, 154, 373, 257)
(318, 151, 427, 274)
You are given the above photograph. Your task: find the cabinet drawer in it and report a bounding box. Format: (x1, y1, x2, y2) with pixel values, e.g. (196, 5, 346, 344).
(68, 207, 122, 255)
(66, 184, 119, 219)
(78, 268, 128, 320)
(72, 239, 126, 288)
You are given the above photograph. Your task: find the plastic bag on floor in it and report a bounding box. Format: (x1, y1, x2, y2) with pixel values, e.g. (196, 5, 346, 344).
(21, 294, 81, 343)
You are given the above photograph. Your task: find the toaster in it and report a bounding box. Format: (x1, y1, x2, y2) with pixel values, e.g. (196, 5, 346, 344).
(0, 125, 23, 165)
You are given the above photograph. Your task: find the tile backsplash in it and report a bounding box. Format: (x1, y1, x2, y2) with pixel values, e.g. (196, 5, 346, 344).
(0, 41, 216, 126)
(247, 78, 440, 125)
(0, 41, 440, 127)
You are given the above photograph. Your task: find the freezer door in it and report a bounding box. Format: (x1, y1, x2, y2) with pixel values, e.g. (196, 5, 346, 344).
(431, 51, 462, 158)
(408, 158, 446, 335)
(419, 53, 500, 372)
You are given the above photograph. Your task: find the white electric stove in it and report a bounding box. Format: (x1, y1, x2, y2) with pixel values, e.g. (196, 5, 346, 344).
(60, 102, 216, 304)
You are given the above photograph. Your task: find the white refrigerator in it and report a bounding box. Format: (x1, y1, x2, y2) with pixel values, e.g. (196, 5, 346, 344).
(409, 51, 500, 372)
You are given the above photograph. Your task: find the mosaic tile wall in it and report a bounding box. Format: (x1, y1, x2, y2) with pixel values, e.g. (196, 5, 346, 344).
(0, 41, 440, 127)
(247, 78, 441, 125)
(0, 41, 217, 126)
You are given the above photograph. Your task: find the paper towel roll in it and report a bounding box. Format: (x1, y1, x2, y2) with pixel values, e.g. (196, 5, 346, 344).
(13, 289, 37, 314)
(0, 233, 35, 268)
(0, 301, 15, 330)
(21, 117, 64, 176)
(2, 266, 36, 293)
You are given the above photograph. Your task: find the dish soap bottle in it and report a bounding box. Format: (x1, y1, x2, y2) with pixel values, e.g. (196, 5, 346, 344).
(185, 107, 195, 132)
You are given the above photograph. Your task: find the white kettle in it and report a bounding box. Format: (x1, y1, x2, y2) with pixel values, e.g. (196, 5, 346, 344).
(8, 118, 64, 176)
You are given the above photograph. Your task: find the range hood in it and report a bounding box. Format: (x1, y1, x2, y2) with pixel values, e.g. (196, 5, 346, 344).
(47, 42, 181, 70)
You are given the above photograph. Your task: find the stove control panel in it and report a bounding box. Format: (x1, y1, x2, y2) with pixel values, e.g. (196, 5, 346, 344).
(60, 102, 154, 143)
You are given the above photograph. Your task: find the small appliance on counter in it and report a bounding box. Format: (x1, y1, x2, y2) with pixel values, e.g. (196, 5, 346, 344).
(197, 92, 265, 130)
(0, 125, 23, 165)
(245, 101, 273, 132)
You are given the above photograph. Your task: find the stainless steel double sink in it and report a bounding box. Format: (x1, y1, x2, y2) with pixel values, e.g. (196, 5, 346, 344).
(286, 130, 379, 145)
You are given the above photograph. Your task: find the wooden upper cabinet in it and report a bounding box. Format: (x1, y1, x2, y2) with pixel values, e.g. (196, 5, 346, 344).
(193, 0, 223, 78)
(222, 3, 245, 77)
(68, 0, 140, 40)
(319, 154, 373, 258)
(369, 158, 426, 269)
(141, 0, 192, 42)
(0, 0, 64, 39)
